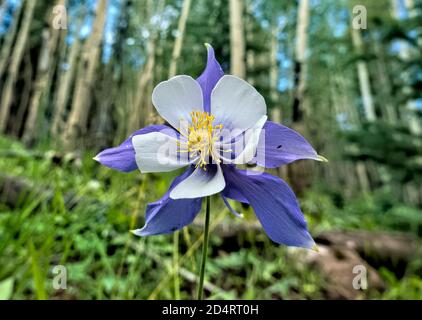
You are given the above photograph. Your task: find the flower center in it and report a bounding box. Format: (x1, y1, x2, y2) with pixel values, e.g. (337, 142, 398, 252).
(184, 111, 223, 169)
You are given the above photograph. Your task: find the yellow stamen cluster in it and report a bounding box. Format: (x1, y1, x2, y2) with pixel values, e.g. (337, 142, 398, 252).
(180, 111, 223, 169)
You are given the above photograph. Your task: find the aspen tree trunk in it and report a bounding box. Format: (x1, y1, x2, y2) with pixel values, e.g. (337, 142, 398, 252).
(0, 0, 8, 42)
(131, 47, 155, 132)
(155, 44, 164, 85)
(288, 0, 311, 195)
(129, 0, 164, 134)
(292, 0, 309, 124)
(22, 29, 52, 143)
(168, 0, 192, 78)
(351, 28, 376, 122)
(351, 26, 375, 193)
(0, 1, 22, 81)
(391, 0, 421, 135)
(269, 21, 289, 181)
(229, 0, 246, 78)
(0, 0, 35, 133)
(336, 75, 362, 197)
(270, 22, 283, 115)
(12, 55, 33, 136)
(23, 0, 64, 144)
(329, 76, 360, 195)
(337, 75, 359, 126)
(333, 72, 367, 195)
(371, 33, 397, 124)
(130, 0, 154, 132)
(92, 64, 114, 149)
(51, 17, 83, 137)
(356, 162, 370, 192)
(145, 70, 155, 123)
(0, 0, 7, 32)
(245, 3, 255, 85)
(63, 0, 108, 148)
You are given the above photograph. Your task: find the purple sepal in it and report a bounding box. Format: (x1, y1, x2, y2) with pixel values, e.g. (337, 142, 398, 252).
(94, 124, 171, 172)
(222, 165, 315, 248)
(255, 121, 319, 168)
(196, 44, 224, 113)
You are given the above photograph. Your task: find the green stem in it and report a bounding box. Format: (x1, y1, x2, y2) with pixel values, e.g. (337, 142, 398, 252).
(197, 196, 211, 300)
(173, 231, 180, 300)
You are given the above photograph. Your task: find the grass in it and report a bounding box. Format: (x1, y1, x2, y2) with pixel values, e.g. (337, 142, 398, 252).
(0, 136, 421, 299)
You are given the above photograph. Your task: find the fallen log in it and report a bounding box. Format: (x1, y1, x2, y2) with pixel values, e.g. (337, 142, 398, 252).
(289, 244, 386, 299)
(316, 229, 420, 265)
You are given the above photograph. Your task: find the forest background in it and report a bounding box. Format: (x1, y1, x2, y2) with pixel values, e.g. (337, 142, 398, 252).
(0, 0, 421, 299)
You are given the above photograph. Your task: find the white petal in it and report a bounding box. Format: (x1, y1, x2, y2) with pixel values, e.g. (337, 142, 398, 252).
(152, 75, 203, 130)
(218, 115, 267, 164)
(132, 132, 191, 173)
(232, 115, 267, 164)
(211, 75, 266, 133)
(170, 165, 226, 199)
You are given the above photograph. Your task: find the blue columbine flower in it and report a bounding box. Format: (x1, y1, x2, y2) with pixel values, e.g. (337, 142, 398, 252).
(94, 44, 325, 249)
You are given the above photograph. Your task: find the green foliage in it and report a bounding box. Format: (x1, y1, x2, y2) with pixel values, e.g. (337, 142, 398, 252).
(1, 136, 421, 299)
(378, 268, 422, 300)
(343, 122, 422, 183)
(0, 136, 324, 299)
(304, 185, 422, 235)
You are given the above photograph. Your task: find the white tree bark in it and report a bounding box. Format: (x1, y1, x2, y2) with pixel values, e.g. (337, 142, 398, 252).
(0, 0, 36, 133)
(292, 0, 310, 123)
(63, 0, 108, 147)
(128, 0, 165, 134)
(229, 0, 246, 78)
(270, 22, 285, 117)
(0, 1, 22, 81)
(0, 0, 8, 35)
(168, 0, 192, 78)
(51, 15, 83, 137)
(351, 28, 376, 122)
(23, 0, 65, 144)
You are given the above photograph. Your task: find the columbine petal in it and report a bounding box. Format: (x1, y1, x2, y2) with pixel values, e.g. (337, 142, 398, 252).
(152, 75, 203, 130)
(211, 75, 266, 133)
(133, 168, 202, 236)
(221, 166, 249, 204)
(94, 124, 170, 172)
(222, 166, 315, 248)
(132, 130, 193, 173)
(255, 121, 321, 168)
(218, 115, 267, 164)
(170, 165, 226, 199)
(196, 44, 224, 113)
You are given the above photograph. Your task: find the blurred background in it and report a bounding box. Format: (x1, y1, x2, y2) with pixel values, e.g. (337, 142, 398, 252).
(0, 0, 421, 300)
